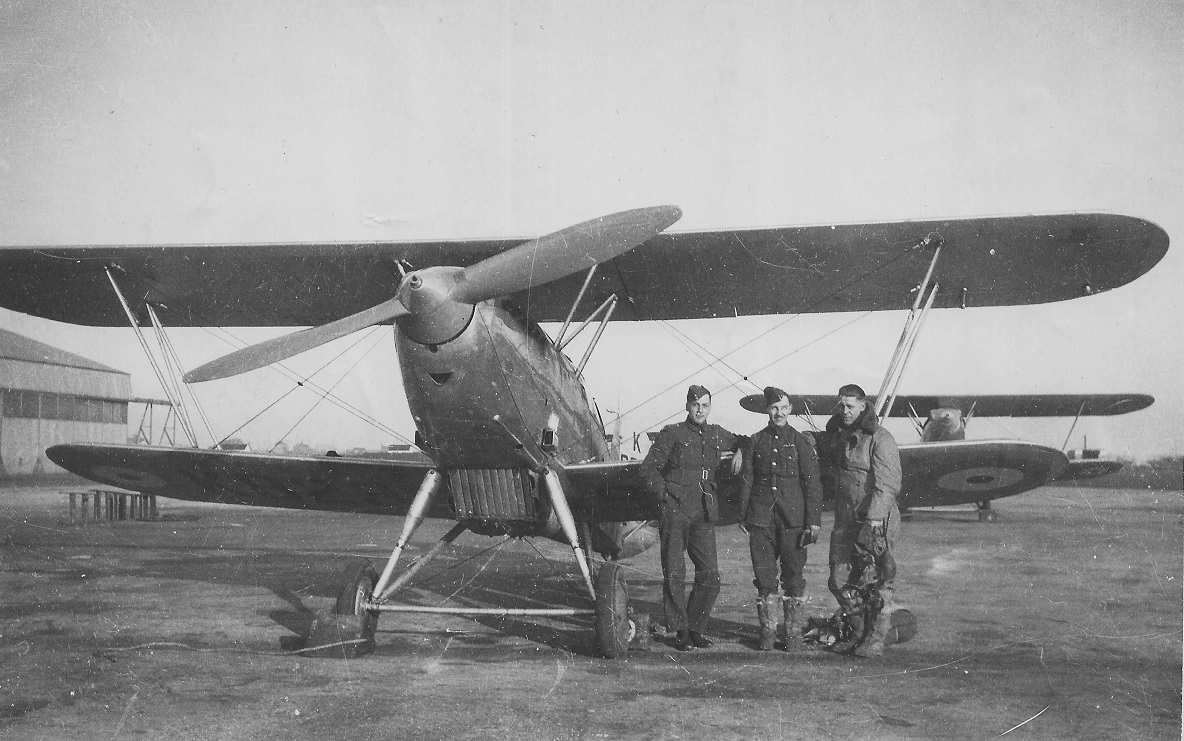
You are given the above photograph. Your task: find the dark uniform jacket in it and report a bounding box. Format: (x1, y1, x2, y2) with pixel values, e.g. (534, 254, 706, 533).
(640, 419, 739, 522)
(737, 424, 822, 529)
(816, 404, 901, 524)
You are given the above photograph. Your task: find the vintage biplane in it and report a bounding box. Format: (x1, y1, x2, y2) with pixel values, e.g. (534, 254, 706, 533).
(0, 207, 1168, 657)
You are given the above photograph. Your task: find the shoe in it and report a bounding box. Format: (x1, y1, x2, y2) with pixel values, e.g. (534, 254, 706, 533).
(673, 629, 694, 651)
(688, 630, 712, 649)
(832, 612, 864, 654)
(782, 597, 803, 652)
(854, 609, 892, 658)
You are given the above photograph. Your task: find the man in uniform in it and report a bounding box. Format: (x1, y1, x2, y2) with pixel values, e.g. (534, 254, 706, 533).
(640, 385, 743, 651)
(816, 384, 902, 658)
(737, 387, 823, 651)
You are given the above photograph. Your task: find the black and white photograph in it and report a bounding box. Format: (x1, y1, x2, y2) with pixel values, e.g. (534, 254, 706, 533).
(1, 2, 1180, 739)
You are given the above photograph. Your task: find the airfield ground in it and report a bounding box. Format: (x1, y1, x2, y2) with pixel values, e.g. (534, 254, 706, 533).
(1, 481, 1180, 740)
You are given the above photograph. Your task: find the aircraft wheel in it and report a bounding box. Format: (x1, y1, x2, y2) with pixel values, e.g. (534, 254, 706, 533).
(594, 562, 633, 659)
(334, 558, 380, 644)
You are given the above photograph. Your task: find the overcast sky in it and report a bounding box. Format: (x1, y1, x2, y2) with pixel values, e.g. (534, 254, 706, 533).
(2, 1, 1181, 457)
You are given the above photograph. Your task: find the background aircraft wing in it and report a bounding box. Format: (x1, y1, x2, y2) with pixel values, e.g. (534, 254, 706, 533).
(898, 439, 1068, 508)
(742, 393, 1155, 417)
(46, 444, 451, 517)
(0, 213, 1166, 326)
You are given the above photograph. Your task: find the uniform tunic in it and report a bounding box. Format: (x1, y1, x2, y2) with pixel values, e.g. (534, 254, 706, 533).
(640, 419, 740, 632)
(737, 423, 822, 597)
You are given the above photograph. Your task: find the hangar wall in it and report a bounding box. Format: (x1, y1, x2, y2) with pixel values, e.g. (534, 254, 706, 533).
(0, 329, 131, 478)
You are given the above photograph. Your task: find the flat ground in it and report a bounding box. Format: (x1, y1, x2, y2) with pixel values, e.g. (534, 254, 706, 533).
(1, 482, 1180, 740)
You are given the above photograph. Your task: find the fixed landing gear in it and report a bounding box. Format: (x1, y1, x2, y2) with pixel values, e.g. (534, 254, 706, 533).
(977, 500, 996, 523)
(334, 558, 380, 645)
(313, 468, 647, 659)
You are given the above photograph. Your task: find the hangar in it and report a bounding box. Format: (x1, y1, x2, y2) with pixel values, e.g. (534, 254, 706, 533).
(0, 328, 131, 478)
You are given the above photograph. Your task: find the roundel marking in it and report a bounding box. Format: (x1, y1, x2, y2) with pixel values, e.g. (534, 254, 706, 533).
(92, 465, 169, 490)
(936, 466, 1025, 493)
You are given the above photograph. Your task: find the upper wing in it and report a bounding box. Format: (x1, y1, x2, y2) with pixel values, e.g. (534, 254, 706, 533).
(46, 443, 451, 517)
(741, 393, 1155, 417)
(0, 213, 1166, 326)
(898, 440, 1068, 508)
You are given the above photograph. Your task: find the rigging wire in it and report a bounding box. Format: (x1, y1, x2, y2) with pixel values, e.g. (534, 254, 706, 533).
(196, 324, 411, 445)
(613, 248, 918, 431)
(213, 327, 388, 446)
(642, 309, 876, 431)
(97, 263, 413, 445)
(269, 327, 389, 450)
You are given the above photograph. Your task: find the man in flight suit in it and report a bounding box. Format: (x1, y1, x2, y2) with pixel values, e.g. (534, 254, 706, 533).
(816, 383, 902, 658)
(737, 387, 823, 651)
(640, 385, 743, 651)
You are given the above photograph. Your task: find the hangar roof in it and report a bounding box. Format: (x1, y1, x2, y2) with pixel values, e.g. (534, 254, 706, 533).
(0, 328, 126, 376)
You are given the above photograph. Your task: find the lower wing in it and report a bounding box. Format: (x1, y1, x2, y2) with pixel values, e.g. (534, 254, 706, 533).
(899, 440, 1068, 508)
(46, 443, 450, 517)
(564, 459, 742, 524)
(1057, 459, 1125, 481)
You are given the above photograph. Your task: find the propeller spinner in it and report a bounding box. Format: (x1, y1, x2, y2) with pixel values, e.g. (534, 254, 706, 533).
(183, 205, 682, 383)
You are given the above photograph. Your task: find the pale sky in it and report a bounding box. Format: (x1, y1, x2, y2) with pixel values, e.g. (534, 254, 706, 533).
(2, 1, 1181, 457)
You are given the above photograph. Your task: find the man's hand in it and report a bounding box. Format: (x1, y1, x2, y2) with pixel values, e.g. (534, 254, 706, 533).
(809, 524, 822, 540)
(730, 448, 743, 476)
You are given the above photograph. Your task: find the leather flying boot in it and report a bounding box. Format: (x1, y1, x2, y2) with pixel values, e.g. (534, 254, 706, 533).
(854, 608, 892, 658)
(756, 594, 777, 651)
(831, 609, 864, 654)
(782, 596, 804, 651)
(674, 629, 694, 651)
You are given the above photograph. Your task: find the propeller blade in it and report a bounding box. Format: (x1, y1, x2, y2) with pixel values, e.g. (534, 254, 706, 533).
(183, 296, 410, 383)
(450, 205, 682, 305)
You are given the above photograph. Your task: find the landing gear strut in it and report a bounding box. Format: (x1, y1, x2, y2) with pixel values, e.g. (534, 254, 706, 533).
(977, 500, 996, 523)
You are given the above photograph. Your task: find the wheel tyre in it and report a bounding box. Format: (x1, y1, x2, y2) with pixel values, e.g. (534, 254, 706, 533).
(594, 562, 632, 659)
(334, 558, 380, 646)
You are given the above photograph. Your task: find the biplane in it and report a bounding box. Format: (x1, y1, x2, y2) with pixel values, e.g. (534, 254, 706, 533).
(0, 207, 1167, 657)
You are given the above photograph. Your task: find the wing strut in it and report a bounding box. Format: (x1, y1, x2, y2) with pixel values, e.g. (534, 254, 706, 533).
(880, 283, 939, 420)
(105, 267, 204, 448)
(575, 296, 619, 376)
(1060, 400, 1089, 452)
(555, 265, 598, 347)
(874, 234, 944, 420)
(145, 304, 218, 446)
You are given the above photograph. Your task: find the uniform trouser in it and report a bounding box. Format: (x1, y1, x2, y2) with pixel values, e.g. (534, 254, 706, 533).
(748, 524, 807, 598)
(659, 506, 720, 633)
(827, 503, 900, 609)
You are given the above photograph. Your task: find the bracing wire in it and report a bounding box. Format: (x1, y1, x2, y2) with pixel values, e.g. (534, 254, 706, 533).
(614, 248, 918, 431)
(102, 264, 413, 445)
(641, 310, 876, 431)
(215, 326, 385, 446)
(270, 328, 389, 450)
